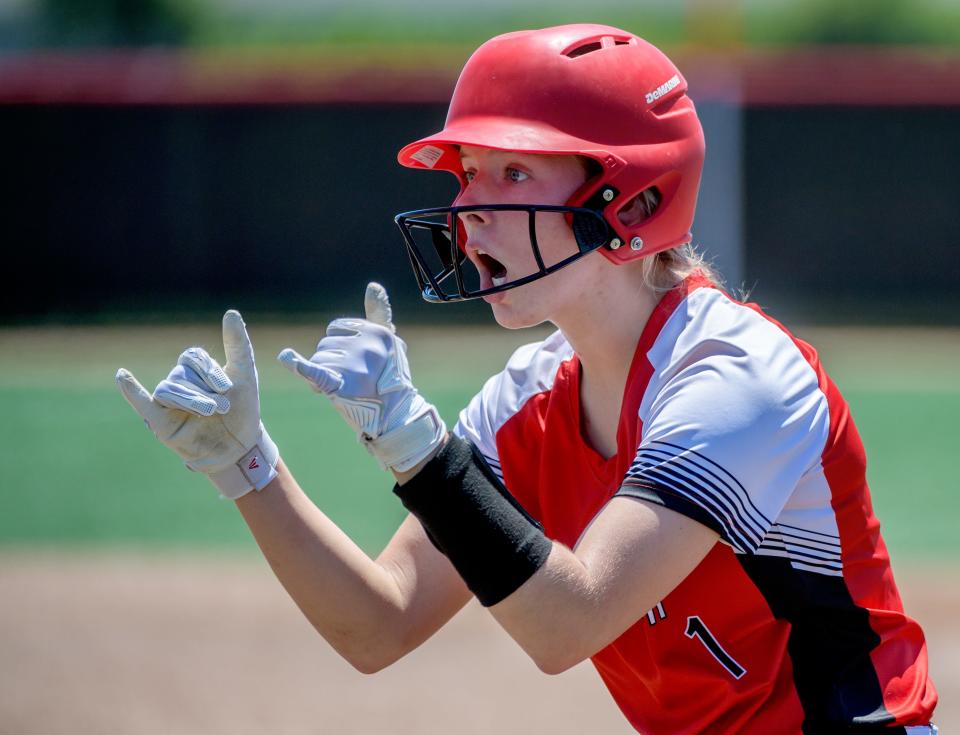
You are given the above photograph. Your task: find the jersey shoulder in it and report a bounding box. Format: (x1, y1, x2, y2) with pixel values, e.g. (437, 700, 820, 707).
(453, 329, 574, 470)
(622, 286, 833, 553)
(641, 286, 822, 417)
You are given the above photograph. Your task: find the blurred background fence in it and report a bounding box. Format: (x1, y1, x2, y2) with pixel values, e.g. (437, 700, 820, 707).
(2, 0, 960, 324)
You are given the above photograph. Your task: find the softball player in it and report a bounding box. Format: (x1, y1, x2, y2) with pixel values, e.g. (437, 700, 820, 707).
(116, 24, 938, 734)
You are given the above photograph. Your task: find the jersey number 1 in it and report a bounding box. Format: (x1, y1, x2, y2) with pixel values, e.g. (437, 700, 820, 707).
(685, 616, 746, 680)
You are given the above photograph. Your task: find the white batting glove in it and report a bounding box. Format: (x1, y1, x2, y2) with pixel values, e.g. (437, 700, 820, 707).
(278, 282, 446, 473)
(115, 310, 279, 500)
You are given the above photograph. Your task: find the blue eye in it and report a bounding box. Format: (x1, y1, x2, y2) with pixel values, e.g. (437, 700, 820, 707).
(507, 168, 528, 182)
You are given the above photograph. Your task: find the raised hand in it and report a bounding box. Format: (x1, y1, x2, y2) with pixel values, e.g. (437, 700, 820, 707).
(278, 282, 446, 473)
(116, 310, 279, 499)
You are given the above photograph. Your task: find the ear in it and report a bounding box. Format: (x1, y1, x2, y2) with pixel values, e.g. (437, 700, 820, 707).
(617, 187, 662, 228)
(617, 195, 648, 228)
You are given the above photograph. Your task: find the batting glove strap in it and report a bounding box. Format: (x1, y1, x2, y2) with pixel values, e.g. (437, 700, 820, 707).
(201, 425, 280, 500)
(366, 401, 447, 473)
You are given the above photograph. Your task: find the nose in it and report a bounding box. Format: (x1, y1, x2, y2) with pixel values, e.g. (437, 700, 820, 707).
(453, 186, 492, 232)
(461, 210, 488, 228)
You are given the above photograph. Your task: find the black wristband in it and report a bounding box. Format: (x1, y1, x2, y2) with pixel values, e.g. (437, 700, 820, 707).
(393, 435, 553, 607)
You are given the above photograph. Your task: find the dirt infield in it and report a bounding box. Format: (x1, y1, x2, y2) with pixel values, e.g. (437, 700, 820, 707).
(0, 552, 954, 734)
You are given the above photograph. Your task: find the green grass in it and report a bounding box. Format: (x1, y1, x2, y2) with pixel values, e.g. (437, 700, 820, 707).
(0, 323, 552, 554)
(0, 323, 956, 560)
(845, 391, 957, 557)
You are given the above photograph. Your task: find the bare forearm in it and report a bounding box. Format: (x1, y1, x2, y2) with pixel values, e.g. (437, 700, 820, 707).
(488, 544, 606, 672)
(235, 459, 405, 670)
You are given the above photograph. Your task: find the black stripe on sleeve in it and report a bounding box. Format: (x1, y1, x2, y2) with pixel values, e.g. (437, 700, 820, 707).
(617, 478, 728, 540)
(627, 454, 761, 550)
(761, 538, 842, 562)
(481, 452, 504, 482)
(639, 442, 771, 536)
(768, 528, 842, 551)
(621, 445, 772, 552)
(623, 464, 755, 551)
(755, 545, 843, 571)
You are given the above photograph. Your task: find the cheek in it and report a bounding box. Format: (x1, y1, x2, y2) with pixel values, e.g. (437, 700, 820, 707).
(534, 248, 605, 305)
(489, 214, 585, 290)
(535, 213, 582, 267)
(500, 251, 600, 319)
(489, 212, 540, 267)
(495, 213, 581, 271)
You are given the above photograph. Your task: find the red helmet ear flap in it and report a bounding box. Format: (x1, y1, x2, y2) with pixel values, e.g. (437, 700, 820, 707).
(600, 170, 691, 264)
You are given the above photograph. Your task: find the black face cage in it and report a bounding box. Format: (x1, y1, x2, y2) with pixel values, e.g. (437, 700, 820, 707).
(393, 200, 617, 303)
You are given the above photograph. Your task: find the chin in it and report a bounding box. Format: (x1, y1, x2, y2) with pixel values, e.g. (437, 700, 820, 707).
(492, 310, 535, 330)
(490, 295, 548, 331)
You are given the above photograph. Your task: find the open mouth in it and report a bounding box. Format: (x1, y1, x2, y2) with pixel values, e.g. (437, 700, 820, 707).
(477, 250, 508, 286)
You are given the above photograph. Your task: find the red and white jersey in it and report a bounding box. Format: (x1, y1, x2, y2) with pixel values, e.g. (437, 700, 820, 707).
(453, 273, 937, 734)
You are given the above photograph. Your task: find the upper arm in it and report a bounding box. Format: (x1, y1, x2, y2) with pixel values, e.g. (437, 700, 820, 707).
(375, 513, 473, 657)
(573, 494, 719, 625)
(488, 494, 719, 673)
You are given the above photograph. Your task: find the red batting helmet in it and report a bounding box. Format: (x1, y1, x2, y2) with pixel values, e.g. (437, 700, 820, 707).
(395, 23, 705, 302)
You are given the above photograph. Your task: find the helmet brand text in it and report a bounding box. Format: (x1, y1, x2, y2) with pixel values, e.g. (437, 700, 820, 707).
(645, 74, 680, 104)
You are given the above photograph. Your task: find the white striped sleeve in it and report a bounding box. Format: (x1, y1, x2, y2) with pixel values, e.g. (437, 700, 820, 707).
(617, 290, 831, 554)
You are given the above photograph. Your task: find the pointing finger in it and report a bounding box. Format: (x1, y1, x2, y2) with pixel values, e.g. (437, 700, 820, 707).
(364, 282, 395, 332)
(222, 310, 254, 372)
(278, 348, 345, 394)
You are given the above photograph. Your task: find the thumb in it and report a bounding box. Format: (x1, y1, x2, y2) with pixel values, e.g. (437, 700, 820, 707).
(277, 348, 345, 394)
(364, 282, 395, 332)
(222, 310, 254, 372)
(116, 368, 167, 427)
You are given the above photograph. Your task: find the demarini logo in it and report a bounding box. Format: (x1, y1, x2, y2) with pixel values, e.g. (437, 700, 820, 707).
(248, 456, 260, 470)
(646, 74, 680, 104)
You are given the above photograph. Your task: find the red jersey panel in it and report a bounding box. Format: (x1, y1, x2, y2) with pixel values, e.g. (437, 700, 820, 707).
(453, 274, 936, 734)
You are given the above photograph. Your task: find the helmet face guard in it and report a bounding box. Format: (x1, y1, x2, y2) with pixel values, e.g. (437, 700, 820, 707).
(394, 203, 614, 302)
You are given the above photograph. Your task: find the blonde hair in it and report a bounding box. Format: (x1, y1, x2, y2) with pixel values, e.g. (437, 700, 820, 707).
(626, 186, 724, 295)
(640, 243, 724, 296)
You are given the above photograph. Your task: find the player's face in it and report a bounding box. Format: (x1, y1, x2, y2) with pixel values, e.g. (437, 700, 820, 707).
(455, 146, 600, 329)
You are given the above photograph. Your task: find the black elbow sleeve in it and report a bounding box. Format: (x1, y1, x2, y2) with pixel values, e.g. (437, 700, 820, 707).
(393, 435, 552, 607)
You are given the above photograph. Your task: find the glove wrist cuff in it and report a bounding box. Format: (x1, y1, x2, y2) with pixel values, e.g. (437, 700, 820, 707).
(207, 425, 280, 500)
(369, 404, 447, 473)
